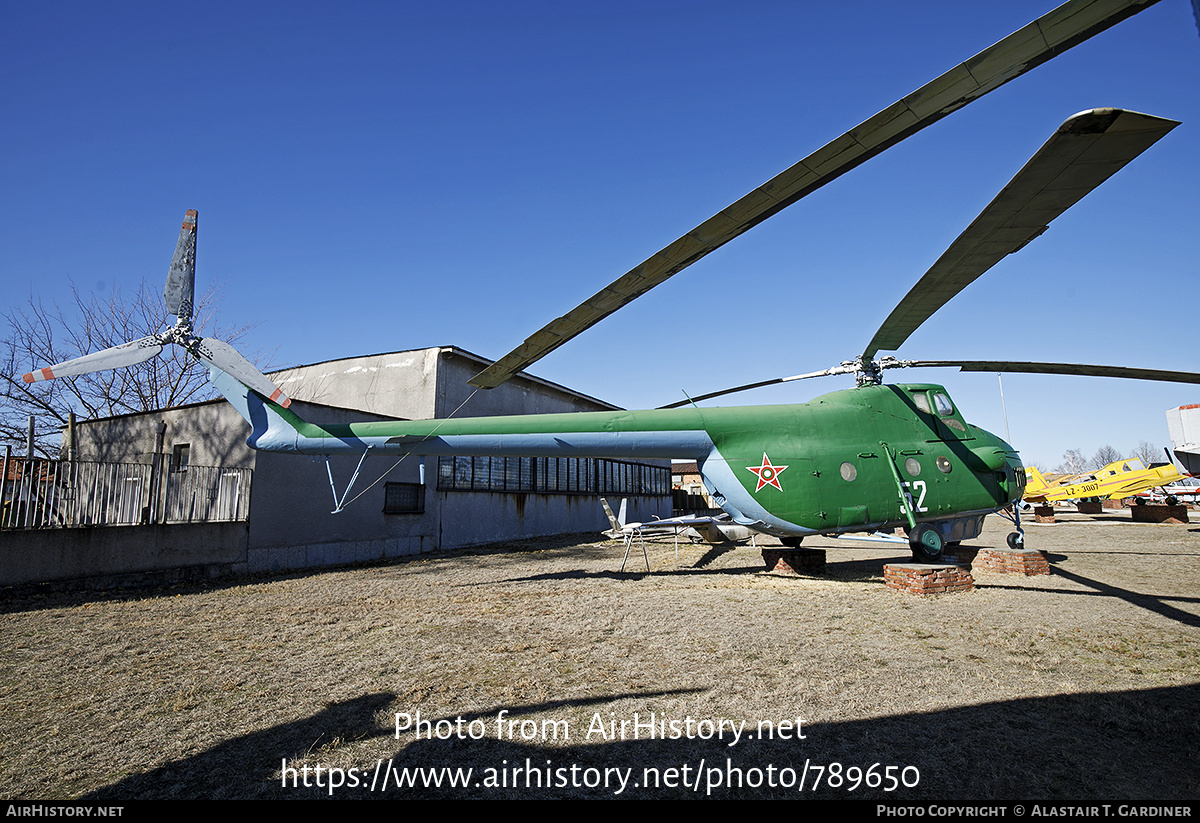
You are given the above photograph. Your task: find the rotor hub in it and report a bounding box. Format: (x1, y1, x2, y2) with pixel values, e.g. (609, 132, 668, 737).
(854, 358, 883, 386)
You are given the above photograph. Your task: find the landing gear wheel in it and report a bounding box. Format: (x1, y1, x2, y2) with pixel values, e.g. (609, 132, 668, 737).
(780, 536, 804, 548)
(1166, 496, 1179, 506)
(909, 524, 944, 563)
(1006, 531, 1024, 550)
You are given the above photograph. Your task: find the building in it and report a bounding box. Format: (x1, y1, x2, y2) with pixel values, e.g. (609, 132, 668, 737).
(57, 346, 670, 579)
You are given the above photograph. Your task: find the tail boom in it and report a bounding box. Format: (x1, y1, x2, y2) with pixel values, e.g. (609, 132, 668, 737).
(208, 368, 715, 460)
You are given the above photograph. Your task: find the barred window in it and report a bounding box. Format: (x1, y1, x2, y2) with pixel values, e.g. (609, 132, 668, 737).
(384, 482, 425, 514)
(436, 455, 668, 496)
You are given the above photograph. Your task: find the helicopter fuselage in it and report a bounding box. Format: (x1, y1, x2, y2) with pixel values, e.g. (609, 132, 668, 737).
(223, 370, 1024, 539)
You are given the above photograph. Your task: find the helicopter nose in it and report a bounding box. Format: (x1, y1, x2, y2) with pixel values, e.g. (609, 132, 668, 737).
(1004, 457, 1028, 503)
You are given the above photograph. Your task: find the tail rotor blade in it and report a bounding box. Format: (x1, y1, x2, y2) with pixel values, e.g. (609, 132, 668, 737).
(190, 337, 292, 408)
(164, 209, 198, 322)
(22, 337, 163, 383)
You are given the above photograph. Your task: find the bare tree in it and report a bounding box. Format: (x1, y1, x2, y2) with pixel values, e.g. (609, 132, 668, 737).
(1090, 444, 1123, 470)
(1055, 448, 1088, 475)
(1131, 439, 1162, 467)
(1, 279, 259, 457)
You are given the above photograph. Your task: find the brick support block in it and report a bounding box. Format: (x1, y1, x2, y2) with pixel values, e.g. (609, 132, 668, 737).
(1130, 504, 1189, 524)
(883, 563, 973, 595)
(762, 548, 826, 575)
(973, 548, 1050, 576)
(1076, 500, 1103, 514)
(1033, 505, 1055, 524)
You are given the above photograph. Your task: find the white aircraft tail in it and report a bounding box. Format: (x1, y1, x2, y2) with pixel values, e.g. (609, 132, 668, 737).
(599, 497, 630, 538)
(1167, 405, 1200, 475)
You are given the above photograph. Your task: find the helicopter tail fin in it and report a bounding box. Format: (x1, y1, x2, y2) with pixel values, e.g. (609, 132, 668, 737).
(207, 366, 307, 453)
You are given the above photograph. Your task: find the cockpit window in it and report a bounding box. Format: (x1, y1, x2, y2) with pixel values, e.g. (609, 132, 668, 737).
(912, 393, 931, 414)
(934, 393, 955, 417)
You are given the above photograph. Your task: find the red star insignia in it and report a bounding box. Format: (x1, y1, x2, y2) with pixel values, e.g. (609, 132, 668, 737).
(747, 453, 789, 492)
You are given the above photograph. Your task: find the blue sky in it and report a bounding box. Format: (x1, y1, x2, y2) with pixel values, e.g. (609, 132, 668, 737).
(3, 0, 1197, 469)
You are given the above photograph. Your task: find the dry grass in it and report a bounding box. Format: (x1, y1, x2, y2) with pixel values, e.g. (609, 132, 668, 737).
(1, 512, 1198, 799)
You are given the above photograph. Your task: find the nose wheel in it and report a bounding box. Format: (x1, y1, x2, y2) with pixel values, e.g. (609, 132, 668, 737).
(1000, 503, 1026, 550)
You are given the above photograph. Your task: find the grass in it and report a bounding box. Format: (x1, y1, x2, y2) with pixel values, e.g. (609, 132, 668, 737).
(1, 513, 1198, 799)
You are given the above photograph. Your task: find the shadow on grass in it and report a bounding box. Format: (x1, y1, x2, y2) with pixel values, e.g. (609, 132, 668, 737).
(1009, 564, 1200, 629)
(0, 533, 612, 615)
(77, 684, 1200, 800)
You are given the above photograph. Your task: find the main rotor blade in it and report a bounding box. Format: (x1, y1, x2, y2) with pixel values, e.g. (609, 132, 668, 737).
(164, 209, 198, 322)
(863, 108, 1178, 360)
(657, 365, 857, 409)
(468, 0, 1163, 390)
(903, 360, 1200, 384)
(190, 337, 292, 408)
(22, 337, 163, 383)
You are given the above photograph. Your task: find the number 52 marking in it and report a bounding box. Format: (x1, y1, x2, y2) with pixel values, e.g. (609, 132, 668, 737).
(902, 480, 929, 513)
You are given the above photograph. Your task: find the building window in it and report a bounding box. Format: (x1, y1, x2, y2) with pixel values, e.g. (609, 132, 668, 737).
(171, 444, 190, 473)
(384, 482, 425, 514)
(435, 455, 669, 496)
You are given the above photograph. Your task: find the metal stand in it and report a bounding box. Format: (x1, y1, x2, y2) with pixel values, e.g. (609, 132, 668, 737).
(620, 530, 651, 573)
(326, 448, 372, 514)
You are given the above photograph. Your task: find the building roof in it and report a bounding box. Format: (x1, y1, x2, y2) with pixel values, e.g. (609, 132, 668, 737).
(269, 346, 619, 412)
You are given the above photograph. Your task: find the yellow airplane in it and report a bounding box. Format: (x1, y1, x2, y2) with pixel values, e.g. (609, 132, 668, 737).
(1024, 459, 1189, 504)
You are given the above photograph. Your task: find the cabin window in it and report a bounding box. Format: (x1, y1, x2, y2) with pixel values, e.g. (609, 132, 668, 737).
(936, 456, 952, 474)
(840, 462, 857, 482)
(904, 457, 921, 477)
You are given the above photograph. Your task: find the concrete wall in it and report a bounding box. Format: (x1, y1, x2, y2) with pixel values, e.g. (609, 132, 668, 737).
(437, 491, 664, 547)
(244, 402, 438, 567)
(245, 346, 670, 569)
(73, 401, 255, 468)
(269, 348, 443, 421)
(0, 522, 248, 587)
